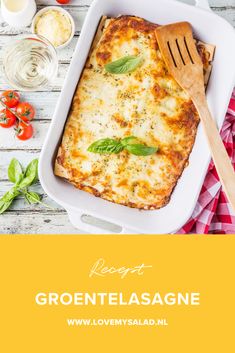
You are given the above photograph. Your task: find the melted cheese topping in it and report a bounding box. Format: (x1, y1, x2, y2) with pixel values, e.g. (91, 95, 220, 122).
(55, 16, 204, 210)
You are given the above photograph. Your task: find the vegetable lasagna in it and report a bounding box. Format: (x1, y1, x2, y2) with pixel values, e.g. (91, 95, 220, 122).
(55, 16, 214, 210)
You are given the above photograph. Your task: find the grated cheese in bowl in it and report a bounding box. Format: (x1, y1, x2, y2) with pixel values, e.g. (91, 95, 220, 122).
(32, 7, 74, 49)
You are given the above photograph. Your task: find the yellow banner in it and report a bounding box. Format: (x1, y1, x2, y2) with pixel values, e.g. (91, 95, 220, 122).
(0, 235, 234, 352)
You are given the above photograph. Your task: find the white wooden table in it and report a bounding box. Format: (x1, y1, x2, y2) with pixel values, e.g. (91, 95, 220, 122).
(0, 0, 234, 234)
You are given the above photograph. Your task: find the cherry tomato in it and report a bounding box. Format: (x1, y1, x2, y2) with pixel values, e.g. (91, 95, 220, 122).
(1, 90, 20, 108)
(16, 102, 35, 122)
(15, 121, 34, 140)
(0, 108, 16, 128)
(56, 0, 71, 4)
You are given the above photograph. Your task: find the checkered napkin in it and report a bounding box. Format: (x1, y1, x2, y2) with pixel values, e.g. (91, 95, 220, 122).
(178, 89, 235, 234)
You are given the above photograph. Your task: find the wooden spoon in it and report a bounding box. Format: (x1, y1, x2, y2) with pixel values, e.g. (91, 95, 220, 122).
(155, 22, 235, 212)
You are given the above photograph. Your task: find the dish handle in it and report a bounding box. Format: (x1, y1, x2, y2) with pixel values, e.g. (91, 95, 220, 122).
(195, 0, 211, 11)
(67, 209, 137, 234)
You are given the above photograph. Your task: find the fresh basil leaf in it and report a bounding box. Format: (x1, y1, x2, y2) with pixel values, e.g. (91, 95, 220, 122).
(19, 159, 38, 188)
(1, 188, 20, 203)
(24, 191, 41, 205)
(125, 144, 158, 156)
(88, 137, 158, 156)
(18, 176, 34, 189)
(0, 187, 19, 214)
(105, 55, 143, 74)
(88, 139, 124, 154)
(8, 158, 23, 184)
(121, 136, 138, 146)
(25, 159, 38, 184)
(0, 200, 13, 214)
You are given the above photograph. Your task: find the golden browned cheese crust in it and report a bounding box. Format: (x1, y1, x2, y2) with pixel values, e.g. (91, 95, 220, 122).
(54, 16, 212, 210)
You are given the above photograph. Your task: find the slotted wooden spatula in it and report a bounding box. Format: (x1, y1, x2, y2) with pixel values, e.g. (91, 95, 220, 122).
(155, 22, 235, 212)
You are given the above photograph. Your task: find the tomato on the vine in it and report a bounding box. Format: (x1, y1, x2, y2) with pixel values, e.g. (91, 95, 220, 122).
(15, 121, 34, 140)
(16, 102, 35, 122)
(1, 90, 20, 108)
(0, 108, 16, 128)
(1, 91, 35, 140)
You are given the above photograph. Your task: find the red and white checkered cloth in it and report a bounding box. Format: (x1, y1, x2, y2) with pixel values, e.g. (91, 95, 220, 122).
(179, 89, 235, 234)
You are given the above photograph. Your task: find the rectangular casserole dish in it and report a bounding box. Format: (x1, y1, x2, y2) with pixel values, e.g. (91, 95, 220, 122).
(39, 0, 235, 234)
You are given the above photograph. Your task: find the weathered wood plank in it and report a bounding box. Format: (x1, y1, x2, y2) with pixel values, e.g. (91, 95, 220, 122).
(213, 6, 235, 26)
(0, 213, 84, 234)
(200, 0, 235, 6)
(0, 120, 51, 149)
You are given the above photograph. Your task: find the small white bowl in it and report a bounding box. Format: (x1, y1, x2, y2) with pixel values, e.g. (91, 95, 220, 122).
(32, 6, 75, 50)
(2, 0, 36, 28)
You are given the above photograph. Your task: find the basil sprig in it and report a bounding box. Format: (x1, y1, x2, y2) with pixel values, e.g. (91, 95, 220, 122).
(8, 158, 24, 184)
(105, 55, 143, 74)
(0, 158, 52, 214)
(87, 138, 124, 155)
(88, 136, 158, 156)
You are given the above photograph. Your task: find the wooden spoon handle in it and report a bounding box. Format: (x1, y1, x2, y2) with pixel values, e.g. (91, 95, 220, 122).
(193, 95, 235, 213)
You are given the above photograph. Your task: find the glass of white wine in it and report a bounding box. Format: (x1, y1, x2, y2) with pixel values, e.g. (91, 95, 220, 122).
(3, 34, 58, 91)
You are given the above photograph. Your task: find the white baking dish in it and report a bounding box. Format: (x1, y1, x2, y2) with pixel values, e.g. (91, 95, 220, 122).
(39, 0, 235, 234)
